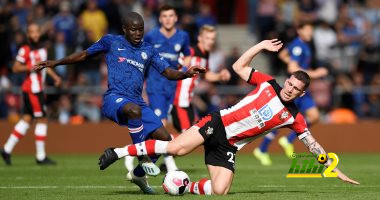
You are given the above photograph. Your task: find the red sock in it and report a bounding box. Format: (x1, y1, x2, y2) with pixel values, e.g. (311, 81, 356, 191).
(125, 140, 168, 156)
(189, 178, 211, 195)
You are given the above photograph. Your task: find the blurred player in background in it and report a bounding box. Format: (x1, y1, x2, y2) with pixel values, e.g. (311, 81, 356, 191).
(171, 25, 230, 133)
(99, 39, 359, 195)
(124, 5, 191, 175)
(34, 12, 204, 194)
(254, 23, 328, 165)
(1, 23, 61, 166)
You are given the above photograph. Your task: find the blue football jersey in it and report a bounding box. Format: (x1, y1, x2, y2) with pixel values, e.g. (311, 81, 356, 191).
(286, 37, 312, 70)
(144, 28, 191, 94)
(86, 34, 169, 105)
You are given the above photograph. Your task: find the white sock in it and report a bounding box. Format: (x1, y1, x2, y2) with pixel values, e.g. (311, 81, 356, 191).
(4, 120, 30, 153)
(35, 123, 47, 161)
(124, 155, 135, 172)
(114, 146, 129, 159)
(164, 155, 178, 171)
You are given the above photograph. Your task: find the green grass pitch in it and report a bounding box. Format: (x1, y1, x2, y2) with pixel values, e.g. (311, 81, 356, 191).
(0, 153, 379, 199)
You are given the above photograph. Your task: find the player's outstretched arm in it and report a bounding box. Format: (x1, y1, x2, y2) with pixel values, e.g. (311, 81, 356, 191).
(34, 50, 89, 71)
(162, 66, 206, 80)
(204, 69, 231, 82)
(232, 39, 282, 81)
(300, 134, 360, 185)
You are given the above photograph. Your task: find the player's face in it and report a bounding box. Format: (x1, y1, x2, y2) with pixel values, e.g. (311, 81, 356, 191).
(280, 76, 306, 102)
(27, 24, 40, 43)
(159, 10, 177, 30)
(198, 31, 216, 52)
(124, 20, 144, 46)
(298, 25, 313, 42)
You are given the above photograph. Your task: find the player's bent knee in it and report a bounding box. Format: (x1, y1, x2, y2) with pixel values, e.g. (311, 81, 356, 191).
(123, 104, 142, 118)
(166, 143, 185, 156)
(212, 185, 229, 195)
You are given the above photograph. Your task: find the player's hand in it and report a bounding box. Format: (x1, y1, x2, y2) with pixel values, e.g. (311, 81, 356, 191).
(185, 66, 206, 78)
(260, 39, 283, 52)
(337, 170, 360, 185)
(34, 60, 57, 71)
(219, 69, 231, 81)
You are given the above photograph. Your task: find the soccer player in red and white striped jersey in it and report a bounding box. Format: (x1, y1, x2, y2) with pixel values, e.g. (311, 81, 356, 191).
(99, 39, 359, 195)
(1, 23, 61, 166)
(172, 25, 230, 133)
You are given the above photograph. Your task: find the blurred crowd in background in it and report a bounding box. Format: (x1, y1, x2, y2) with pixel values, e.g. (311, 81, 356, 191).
(0, 0, 379, 124)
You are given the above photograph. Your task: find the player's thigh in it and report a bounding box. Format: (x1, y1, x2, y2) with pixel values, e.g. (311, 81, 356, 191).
(207, 165, 234, 195)
(166, 126, 204, 156)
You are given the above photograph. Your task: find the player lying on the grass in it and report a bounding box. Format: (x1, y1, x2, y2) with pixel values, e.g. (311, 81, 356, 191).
(98, 39, 359, 195)
(34, 12, 205, 194)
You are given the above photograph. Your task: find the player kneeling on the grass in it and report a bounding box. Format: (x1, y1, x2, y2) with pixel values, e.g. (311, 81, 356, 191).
(99, 39, 359, 195)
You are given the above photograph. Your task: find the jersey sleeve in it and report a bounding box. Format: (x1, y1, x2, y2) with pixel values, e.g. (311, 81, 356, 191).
(150, 48, 169, 74)
(288, 113, 311, 140)
(247, 68, 275, 85)
(16, 46, 29, 64)
(86, 34, 112, 55)
(287, 43, 303, 63)
(181, 32, 191, 56)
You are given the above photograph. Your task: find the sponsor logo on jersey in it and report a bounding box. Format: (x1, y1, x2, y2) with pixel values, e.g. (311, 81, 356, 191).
(141, 52, 147, 60)
(125, 59, 145, 72)
(118, 57, 126, 62)
(159, 52, 179, 61)
(250, 108, 265, 129)
(258, 105, 273, 121)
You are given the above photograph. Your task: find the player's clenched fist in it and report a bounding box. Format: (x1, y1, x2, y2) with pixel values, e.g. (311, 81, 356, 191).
(184, 66, 206, 77)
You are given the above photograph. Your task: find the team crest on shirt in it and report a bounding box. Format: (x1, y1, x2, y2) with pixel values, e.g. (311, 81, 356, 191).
(206, 126, 214, 135)
(292, 46, 302, 56)
(279, 111, 289, 121)
(141, 52, 147, 60)
(174, 44, 181, 52)
(258, 105, 273, 121)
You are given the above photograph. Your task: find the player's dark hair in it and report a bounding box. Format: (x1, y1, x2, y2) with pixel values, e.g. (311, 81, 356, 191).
(297, 22, 313, 30)
(292, 71, 310, 90)
(159, 5, 177, 15)
(122, 12, 144, 27)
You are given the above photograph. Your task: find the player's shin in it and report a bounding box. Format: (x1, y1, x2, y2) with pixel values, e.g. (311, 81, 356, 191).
(4, 120, 30, 153)
(189, 178, 212, 195)
(114, 140, 169, 158)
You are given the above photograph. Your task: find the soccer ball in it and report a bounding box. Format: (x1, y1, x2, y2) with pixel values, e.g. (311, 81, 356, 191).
(317, 154, 328, 164)
(162, 171, 190, 195)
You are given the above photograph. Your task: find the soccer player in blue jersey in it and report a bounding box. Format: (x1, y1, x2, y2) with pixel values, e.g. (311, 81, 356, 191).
(254, 23, 328, 165)
(34, 12, 205, 194)
(124, 5, 191, 174)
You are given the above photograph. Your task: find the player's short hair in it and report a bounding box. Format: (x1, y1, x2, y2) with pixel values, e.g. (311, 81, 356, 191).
(122, 12, 144, 27)
(297, 22, 313, 30)
(199, 25, 216, 35)
(292, 71, 311, 90)
(159, 5, 177, 15)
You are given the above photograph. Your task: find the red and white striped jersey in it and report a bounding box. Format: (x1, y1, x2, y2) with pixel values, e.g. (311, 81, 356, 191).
(16, 44, 47, 93)
(220, 69, 310, 150)
(173, 45, 208, 107)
